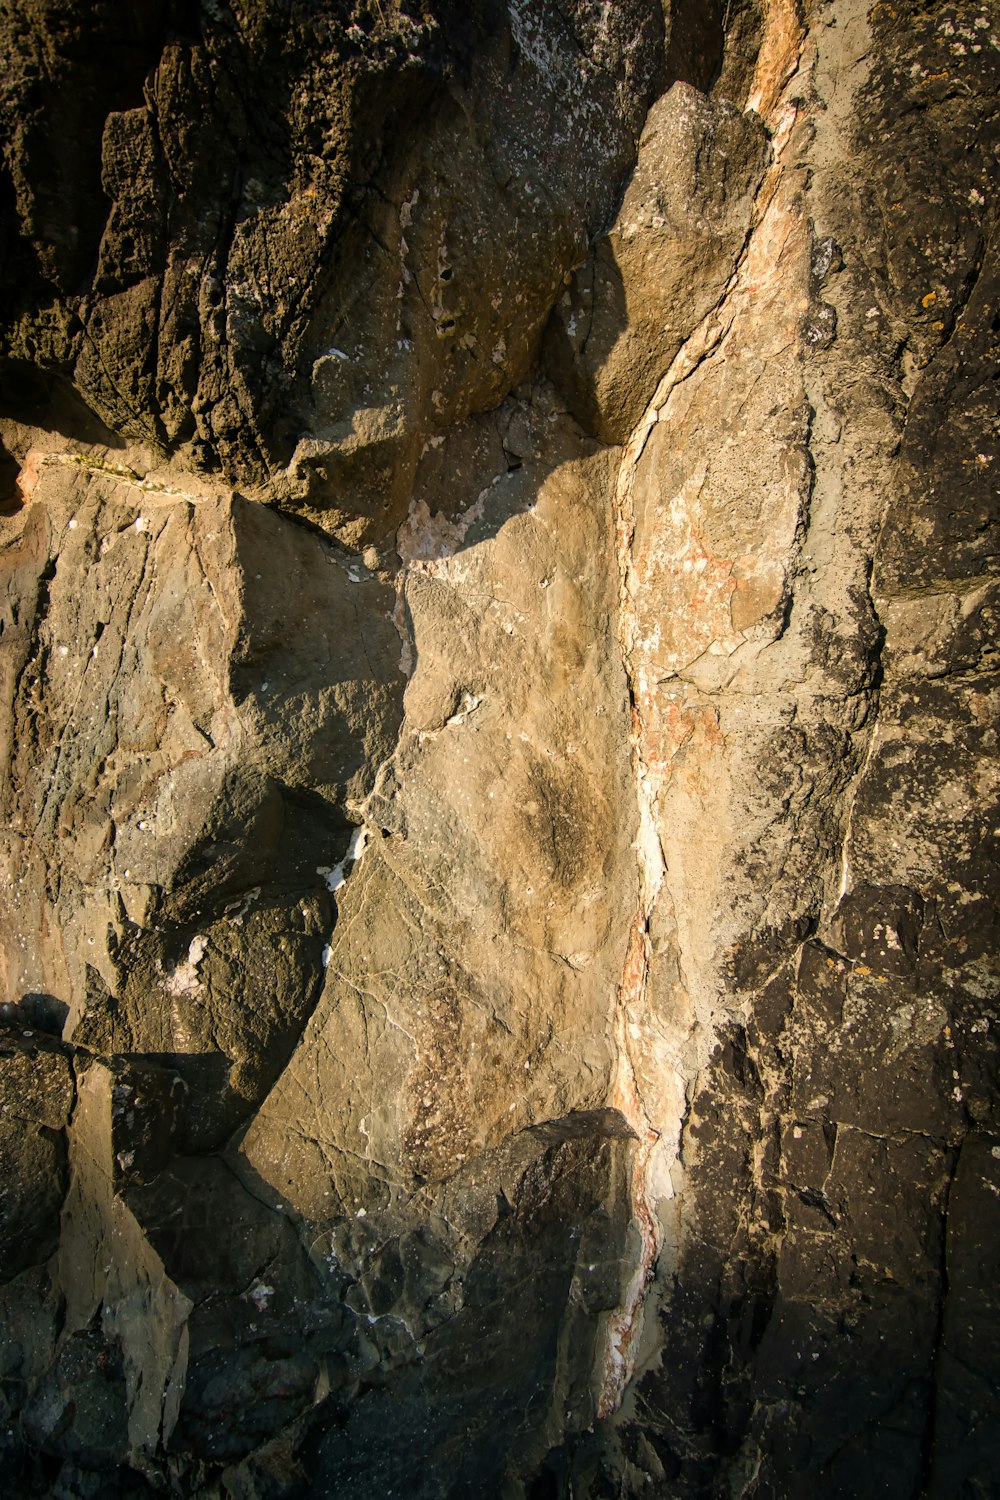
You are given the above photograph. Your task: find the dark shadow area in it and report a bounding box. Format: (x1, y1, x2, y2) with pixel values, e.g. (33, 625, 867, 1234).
(1, 991, 69, 1036)
(8, 1062, 996, 1500)
(664, 0, 730, 92)
(1, 1076, 639, 1499)
(664, 0, 763, 102)
(0, 433, 21, 514)
(0, 361, 129, 449)
(540, 51, 768, 449)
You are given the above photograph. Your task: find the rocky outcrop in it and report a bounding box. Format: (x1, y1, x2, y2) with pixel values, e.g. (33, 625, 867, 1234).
(0, 0, 663, 539)
(1, 1, 997, 1496)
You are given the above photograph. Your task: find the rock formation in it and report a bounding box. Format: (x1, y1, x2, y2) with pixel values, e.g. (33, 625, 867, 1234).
(0, 0, 997, 1495)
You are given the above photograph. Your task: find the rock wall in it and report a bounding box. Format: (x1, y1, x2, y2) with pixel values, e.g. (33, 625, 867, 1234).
(0, 1, 997, 1496)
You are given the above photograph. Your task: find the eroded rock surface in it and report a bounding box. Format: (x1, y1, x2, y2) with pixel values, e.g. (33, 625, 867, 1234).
(0, 0, 997, 1496)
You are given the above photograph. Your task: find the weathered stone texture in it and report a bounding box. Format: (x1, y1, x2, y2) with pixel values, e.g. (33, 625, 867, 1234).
(0, 0, 997, 1496)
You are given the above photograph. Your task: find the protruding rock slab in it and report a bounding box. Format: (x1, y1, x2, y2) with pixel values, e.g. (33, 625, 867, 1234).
(244, 395, 636, 1219)
(0, 452, 403, 1138)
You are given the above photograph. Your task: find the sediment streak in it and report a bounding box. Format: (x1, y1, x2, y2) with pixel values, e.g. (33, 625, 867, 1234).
(597, 405, 667, 1418)
(595, 2, 805, 1411)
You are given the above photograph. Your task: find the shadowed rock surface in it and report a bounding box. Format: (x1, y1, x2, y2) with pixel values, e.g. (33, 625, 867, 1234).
(0, 1, 997, 1496)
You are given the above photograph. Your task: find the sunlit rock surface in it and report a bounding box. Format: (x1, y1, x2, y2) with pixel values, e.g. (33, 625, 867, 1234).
(1, 1, 997, 1495)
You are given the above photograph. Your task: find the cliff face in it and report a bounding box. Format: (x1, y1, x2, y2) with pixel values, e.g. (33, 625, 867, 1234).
(0, 2, 997, 1496)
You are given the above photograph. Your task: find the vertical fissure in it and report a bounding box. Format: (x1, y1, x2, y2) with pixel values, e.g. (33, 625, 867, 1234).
(597, 405, 667, 1418)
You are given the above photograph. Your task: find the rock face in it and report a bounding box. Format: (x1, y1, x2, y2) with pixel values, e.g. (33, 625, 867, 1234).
(0, 1, 997, 1496)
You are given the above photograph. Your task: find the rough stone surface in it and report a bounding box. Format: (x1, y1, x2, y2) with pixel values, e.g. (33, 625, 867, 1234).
(0, 0, 665, 543)
(0, 1022, 75, 1277)
(0, 0, 997, 1496)
(544, 82, 769, 444)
